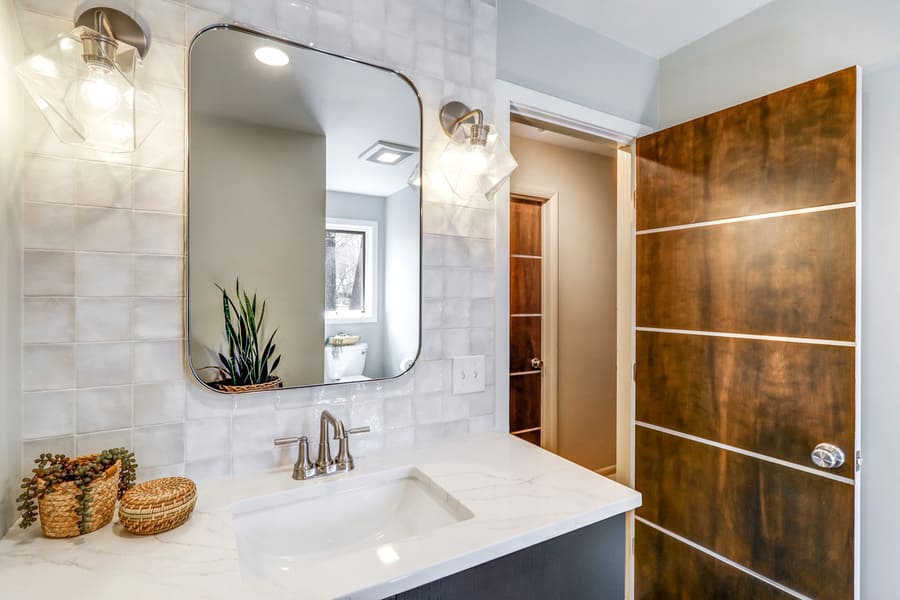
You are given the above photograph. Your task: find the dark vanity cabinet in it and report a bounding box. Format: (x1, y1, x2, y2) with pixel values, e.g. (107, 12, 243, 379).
(387, 515, 626, 600)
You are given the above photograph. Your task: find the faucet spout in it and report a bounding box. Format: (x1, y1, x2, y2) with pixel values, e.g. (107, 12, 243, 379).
(316, 410, 344, 473)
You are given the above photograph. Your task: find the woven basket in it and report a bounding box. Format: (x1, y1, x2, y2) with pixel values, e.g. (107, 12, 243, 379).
(213, 376, 282, 393)
(37, 458, 120, 538)
(118, 477, 197, 536)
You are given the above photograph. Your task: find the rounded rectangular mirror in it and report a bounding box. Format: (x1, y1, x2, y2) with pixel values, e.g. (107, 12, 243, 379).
(188, 25, 422, 392)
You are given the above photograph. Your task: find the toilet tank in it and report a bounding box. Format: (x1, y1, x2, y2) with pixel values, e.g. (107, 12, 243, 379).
(324, 343, 368, 381)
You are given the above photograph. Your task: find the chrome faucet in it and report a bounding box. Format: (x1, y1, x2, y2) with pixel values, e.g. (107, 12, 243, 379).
(274, 411, 370, 480)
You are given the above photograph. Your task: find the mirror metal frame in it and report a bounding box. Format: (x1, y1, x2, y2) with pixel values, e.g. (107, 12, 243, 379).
(185, 23, 424, 393)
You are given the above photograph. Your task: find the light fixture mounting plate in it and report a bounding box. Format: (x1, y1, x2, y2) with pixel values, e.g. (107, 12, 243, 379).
(440, 100, 477, 137)
(75, 7, 150, 58)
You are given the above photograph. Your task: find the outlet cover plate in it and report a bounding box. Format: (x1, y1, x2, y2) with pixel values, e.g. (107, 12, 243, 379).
(452, 355, 486, 395)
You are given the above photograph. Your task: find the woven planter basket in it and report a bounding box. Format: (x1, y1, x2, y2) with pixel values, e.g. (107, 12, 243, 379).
(119, 477, 196, 535)
(37, 458, 120, 538)
(213, 376, 282, 393)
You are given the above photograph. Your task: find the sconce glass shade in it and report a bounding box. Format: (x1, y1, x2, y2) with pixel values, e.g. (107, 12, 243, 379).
(440, 123, 518, 200)
(15, 26, 161, 152)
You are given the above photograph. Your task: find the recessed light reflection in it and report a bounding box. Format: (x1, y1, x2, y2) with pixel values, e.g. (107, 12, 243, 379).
(375, 151, 403, 164)
(254, 46, 289, 67)
(376, 544, 399, 565)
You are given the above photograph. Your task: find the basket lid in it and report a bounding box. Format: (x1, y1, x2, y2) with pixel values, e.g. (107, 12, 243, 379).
(120, 477, 196, 512)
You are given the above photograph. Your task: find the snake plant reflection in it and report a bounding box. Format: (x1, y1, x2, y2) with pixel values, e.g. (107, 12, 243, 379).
(207, 280, 283, 392)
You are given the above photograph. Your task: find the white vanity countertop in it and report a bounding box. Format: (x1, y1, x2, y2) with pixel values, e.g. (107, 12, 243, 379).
(0, 432, 641, 599)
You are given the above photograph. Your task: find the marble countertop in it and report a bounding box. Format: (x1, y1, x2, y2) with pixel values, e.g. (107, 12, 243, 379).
(0, 432, 641, 599)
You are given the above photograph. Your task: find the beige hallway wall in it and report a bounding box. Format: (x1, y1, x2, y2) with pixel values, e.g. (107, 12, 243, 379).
(510, 135, 617, 471)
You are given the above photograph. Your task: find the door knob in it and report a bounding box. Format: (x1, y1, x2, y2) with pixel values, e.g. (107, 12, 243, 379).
(811, 443, 845, 469)
(531, 358, 543, 370)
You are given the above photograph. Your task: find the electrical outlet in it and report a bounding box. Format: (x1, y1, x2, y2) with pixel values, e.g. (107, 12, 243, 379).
(452, 355, 486, 395)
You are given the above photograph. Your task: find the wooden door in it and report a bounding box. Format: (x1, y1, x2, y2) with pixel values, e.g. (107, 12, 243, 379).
(634, 67, 859, 599)
(510, 195, 544, 445)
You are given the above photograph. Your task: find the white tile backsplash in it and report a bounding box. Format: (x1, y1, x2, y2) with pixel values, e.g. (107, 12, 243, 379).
(16, 0, 498, 482)
(23, 298, 73, 344)
(23, 250, 74, 296)
(23, 344, 74, 391)
(23, 390, 75, 440)
(76, 386, 133, 433)
(75, 253, 133, 297)
(76, 343, 133, 388)
(75, 298, 132, 342)
(134, 381, 186, 426)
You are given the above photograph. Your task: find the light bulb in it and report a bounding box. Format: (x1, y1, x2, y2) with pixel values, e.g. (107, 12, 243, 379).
(58, 37, 78, 52)
(81, 76, 119, 109)
(463, 144, 488, 175)
(254, 46, 289, 67)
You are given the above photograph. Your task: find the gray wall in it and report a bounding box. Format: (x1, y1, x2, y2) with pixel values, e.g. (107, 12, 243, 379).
(510, 137, 617, 471)
(325, 190, 388, 378)
(497, 0, 659, 127)
(0, 0, 22, 535)
(189, 116, 326, 387)
(384, 186, 422, 376)
(659, 2, 900, 595)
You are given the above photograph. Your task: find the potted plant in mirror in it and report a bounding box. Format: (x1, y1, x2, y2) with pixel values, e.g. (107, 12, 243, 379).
(207, 279, 283, 393)
(17, 447, 137, 538)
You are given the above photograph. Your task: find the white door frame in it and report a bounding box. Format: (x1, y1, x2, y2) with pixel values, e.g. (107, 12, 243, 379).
(493, 81, 651, 600)
(493, 79, 651, 453)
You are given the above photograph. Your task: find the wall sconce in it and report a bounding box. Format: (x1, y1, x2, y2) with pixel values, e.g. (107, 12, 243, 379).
(15, 7, 161, 153)
(438, 101, 517, 200)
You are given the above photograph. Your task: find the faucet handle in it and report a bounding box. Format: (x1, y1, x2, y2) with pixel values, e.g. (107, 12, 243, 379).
(335, 425, 370, 471)
(274, 436, 303, 446)
(274, 436, 315, 480)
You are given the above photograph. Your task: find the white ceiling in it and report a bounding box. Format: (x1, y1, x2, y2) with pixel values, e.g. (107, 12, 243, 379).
(523, 0, 775, 58)
(191, 28, 420, 197)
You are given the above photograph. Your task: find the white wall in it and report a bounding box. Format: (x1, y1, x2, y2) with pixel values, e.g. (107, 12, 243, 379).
(497, 0, 659, 127)
(325, 190, 388, 378)
(659, 2, 900, 596)
(384, 185, 422, 377)
(189, 117, 325, 387)
(510, 136, 618, 471)
(0, 0, 23, 535)
(16, 0, 497, 484)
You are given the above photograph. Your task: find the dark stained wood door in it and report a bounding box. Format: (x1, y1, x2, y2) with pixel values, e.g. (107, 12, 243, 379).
(634, 67, 859, 600)
(510, 195, 544, 445)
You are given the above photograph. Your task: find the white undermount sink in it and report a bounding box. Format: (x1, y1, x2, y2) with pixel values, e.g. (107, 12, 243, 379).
(231, 466, 474, 582)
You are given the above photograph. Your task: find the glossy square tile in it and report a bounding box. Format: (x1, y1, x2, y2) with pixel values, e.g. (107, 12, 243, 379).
(75, 253, 132, 297)
(23, 298, 74, 343)
(76, 343, 133, 387)
(134, 381, 186, 426)
(23, 390, 75, 439)
(75, 298, 132, 342)
(24, 251, 74, 296)
(76, 386, 133, 433)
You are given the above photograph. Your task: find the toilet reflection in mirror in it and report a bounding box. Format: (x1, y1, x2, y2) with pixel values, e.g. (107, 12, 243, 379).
(187, 25, 422, 391)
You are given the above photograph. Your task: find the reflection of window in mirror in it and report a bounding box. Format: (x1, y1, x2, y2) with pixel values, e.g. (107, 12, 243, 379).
(325, 219, 377, 323)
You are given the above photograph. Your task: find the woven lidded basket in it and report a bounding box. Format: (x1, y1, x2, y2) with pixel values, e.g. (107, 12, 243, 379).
(213, 376, 282, 393)
(38, 458, 120, 539)
(118, 477, 197, 535)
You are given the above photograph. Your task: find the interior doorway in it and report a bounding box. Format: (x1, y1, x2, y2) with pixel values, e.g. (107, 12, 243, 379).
(507, 119, 621, 476)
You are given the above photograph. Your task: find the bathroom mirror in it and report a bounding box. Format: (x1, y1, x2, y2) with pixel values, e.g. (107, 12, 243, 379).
(187, 26, 422, 392)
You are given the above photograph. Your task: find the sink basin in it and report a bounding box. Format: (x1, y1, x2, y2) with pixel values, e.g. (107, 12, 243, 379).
(231, 466, 473, 582)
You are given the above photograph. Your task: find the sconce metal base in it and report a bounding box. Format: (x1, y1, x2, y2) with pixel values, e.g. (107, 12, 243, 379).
(75, 7, 150, 58)
(440, 101, 478, 137)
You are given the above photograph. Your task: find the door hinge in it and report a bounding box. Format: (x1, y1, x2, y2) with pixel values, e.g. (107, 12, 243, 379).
(632, 363, 637, 382)
(631, 536, 635, 555)
(855, 451, 863, 472)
